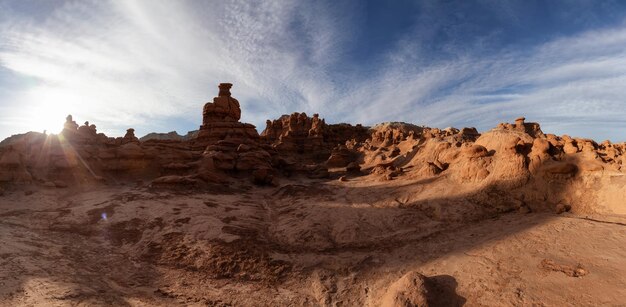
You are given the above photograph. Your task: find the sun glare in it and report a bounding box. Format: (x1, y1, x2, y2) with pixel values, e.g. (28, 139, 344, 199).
(24, 87, 80, 135)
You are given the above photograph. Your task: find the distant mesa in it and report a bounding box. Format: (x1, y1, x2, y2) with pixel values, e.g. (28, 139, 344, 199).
(140, 131, 198, 142)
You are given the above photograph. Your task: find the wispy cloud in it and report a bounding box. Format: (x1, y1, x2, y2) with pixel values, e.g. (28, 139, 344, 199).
(1, 1, 626, 141)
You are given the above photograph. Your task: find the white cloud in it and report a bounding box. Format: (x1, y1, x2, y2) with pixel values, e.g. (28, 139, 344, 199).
(1, 1, 626, 142)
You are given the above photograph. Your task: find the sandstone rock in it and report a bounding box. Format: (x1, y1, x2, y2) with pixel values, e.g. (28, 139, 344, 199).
(252, 168, 277, 186)
(346, 162, 361, 173)
(151, 175, 201, 187)
(261, 112, 369, 161)
(98, 150, 116, 159)
(140, 130, 198, 142)
(461, 144, 489, 159)
(309, 165, 330, 179)
(236, 144, 251, 152)
(578, 161, 604, 172)
(0, 147, 22, 168)
(62, 114, 79, 133)
(543, 162, 577, 175)
(416, 163, 445, 178)
(529, 138, 552, 174)
(497, 117, 544, 138)
(514, 117, 526, 131)
(370, 122, 423, 147)
(203, 83, 241, 122)
(472, 130, 530, 188)
(205, 151, 236, 170)
(261, 112, 323, 152)
(122, 128, 139, 143)
(563, 138, 579, 154)
(162, 162, 192, 170)
(54, 180, 68, 188)
(476, 130, 531, 155)
(2, 82, 625, 229)
(0, 146, 32, 183)
(235, 151, 272, 171)
(196, 83, 259, 146)
(117, 143, 144, 158)
(326, 145, 358, 168)
(555, 203, 571, 214)
(380, 272, 429, 307)
(452, 160, 490, 183)
(308, 113, 323, 137)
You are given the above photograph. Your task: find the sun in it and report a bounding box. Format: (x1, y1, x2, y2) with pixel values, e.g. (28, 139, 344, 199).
(30, 104, 67, 134)
(24, 87, 80, 135)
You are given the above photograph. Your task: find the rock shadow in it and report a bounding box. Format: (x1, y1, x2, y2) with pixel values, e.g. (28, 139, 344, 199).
(426, 274, 466, 307)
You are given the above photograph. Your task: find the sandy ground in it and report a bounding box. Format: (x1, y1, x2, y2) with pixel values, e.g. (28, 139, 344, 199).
(1, 176, 625, 306)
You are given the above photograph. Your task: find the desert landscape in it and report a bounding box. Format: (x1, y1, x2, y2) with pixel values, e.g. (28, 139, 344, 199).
(0, 83, 625, 306)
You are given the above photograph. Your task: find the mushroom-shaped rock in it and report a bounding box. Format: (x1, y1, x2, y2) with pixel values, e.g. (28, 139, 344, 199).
(123, 128, 139, 143)
(514, 117, 526, 131)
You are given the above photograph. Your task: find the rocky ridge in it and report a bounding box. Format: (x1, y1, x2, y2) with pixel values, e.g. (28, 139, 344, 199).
(139, 130, 198, 142)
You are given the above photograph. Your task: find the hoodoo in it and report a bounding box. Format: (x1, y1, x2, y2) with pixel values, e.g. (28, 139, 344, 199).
(195, 83, 259, 146)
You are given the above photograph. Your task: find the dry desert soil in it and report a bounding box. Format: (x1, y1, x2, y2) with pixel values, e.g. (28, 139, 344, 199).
(0, 174, 625, 306)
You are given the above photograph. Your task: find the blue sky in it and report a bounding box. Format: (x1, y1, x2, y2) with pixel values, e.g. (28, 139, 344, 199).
(1, 0, 626, 141)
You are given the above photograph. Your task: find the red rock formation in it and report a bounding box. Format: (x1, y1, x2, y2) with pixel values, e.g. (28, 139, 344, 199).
(122, 128, 139, 144)
(2, 92, 626, 214)
(259, 112, 370, 178)
(195, 83, 258, 146)
(191, 84, 277, 185)
(261, 113, 370, 153)
(260, 112, 322, 152)
(0, 145, 32, 183)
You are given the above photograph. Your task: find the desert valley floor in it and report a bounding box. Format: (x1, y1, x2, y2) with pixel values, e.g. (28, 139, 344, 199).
(1, 174, 625, 306)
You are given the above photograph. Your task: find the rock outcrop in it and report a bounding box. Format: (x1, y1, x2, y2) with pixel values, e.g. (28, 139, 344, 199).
(260, 112, 325, 152)
(1, 85, 625, 216)
(261, 113, 369, 153)
(195, 83, 259, 146)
